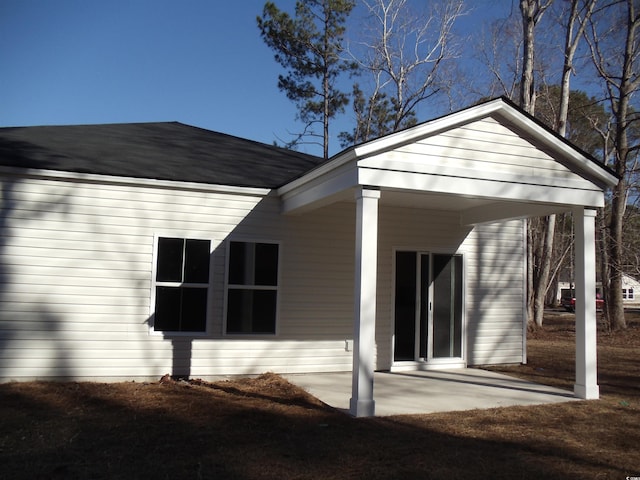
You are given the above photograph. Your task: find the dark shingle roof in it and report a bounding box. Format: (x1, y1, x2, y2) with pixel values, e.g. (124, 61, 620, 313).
(0, 122, 325, 188)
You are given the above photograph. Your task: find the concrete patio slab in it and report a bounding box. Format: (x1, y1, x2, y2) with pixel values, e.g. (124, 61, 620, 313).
(285, 368, 578, 416)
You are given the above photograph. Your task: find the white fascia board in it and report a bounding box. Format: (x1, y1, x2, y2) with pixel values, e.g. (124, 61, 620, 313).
(495, 107, 618, 189)
(280, 163, 359, 214)
(358, 168, 605, 207)
(358, 157, 598, 191)
(0, 165, 271, 196)
(352, 99, 507, 158)
(277, 149, 358, 196)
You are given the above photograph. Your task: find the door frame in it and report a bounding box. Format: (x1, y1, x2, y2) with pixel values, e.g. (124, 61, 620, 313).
(390, 247, 466, 371)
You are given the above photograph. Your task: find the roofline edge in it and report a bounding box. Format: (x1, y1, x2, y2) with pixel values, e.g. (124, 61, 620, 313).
(0, 165, 272, 196)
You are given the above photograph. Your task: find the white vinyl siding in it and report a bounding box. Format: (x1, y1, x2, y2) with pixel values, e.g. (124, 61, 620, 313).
(1, 172, 524, 381)
(0, 176, 355, 381)
(463, 221, 526, 365)
(357, 117, 602, 197)
(375, 206, 525, 369)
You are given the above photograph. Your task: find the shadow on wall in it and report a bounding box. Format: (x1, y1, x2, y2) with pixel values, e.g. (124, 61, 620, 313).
(0, 133, 357, 381)
(466, 220, 526, 366)
(0, 154, 531, 382)
(0, 139, 77, 380)
(144, 197, 358, 380)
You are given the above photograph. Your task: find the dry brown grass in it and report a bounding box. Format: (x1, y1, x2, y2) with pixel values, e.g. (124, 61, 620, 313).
(1, 312, 639, 479)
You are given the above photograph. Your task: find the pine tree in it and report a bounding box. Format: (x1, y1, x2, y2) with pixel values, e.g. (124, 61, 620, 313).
(257, 0, 357, 158)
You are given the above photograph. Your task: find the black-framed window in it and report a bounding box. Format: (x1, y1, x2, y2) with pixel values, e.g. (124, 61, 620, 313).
(153, 237, 211, 333)
(226, 241, 279, 334)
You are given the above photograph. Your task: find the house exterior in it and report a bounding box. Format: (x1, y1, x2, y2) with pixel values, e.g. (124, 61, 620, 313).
(621, 275, 640, 306)
(0, 98, 618, 416)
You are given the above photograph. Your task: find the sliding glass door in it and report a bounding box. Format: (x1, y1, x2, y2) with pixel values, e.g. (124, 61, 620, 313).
(394, 251, 463, 362)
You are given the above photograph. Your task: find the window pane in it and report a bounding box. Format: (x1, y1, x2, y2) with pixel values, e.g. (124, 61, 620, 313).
(184, 239, 210, 283)
(155, 286, 181, 331)
(252, 290, 277, 333)
(227, 289, 276, 334)
(226, 289, 252, 333)
(228, 241, 249, 285)
(255, 243, 278, 286)
(157, 238, 184, 282)
(180, 287, 207, 332)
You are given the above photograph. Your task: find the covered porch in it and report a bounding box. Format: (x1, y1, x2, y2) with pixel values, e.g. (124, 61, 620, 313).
(278, 98, 618, 417)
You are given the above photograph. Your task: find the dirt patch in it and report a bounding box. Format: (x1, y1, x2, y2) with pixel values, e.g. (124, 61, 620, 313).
(1, 315, 639, 479)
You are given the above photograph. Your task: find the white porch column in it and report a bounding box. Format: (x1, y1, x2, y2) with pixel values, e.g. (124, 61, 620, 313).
(350, 187, 380, 417)
(573, 207, 600, 399)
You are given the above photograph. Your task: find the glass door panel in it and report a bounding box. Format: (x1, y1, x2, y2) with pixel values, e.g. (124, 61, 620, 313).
(394, 251, 417, 361)
(432, 254, 462, 358)
(394, 251, 463, 363)
(419, 253, 429, 359)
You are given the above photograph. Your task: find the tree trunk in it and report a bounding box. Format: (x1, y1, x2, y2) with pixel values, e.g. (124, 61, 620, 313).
(520, 5, 536, 113)
(556, 0, 596, 137)
(533, 214, 555, 327)
(527, 219, 535, 327)
(529, 0, 591, 328)
(605, 0, 638, 330)
(548, 0, 594, 326)
(520, 0, 554, 325)
(597, 209, 611, 329)
(609, 187, 627, 329)
(323, 7, 330, 160)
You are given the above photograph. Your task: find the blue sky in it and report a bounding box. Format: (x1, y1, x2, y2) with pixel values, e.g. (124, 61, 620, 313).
(0, 0, 505, 157)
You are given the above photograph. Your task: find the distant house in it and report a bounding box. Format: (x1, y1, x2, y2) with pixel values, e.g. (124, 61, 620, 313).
(0, 98, 618, 416)
(621, 275, 640, 306)
(558, 274, 640, 308)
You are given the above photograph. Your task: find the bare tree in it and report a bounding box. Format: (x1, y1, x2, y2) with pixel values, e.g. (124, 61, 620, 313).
(518, 0, 554, 327)
(475, 13, 523, 100)
(341, 0, 466, 145)
(530, 0, 596, 328)
(586, 0, 640, 330)
(519, 0, 554, 114)
(556, 0, 597, 136)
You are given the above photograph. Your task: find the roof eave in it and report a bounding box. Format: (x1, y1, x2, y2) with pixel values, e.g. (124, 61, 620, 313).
(0, 165, 272, 196)
(277, 148, 359, 196)
(494, 103, 619, 189)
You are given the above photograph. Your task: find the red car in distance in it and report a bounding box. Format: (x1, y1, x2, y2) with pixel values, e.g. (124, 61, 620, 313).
(561, 294, 605, 312)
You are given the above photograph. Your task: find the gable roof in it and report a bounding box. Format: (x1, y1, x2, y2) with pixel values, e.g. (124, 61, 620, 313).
(278, 97, 619, 216)
(352, 97, 618, 188)
(284, 97, 618, 195)
(0, 122, 324, 189)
